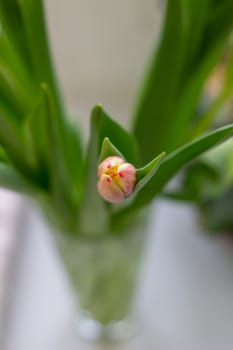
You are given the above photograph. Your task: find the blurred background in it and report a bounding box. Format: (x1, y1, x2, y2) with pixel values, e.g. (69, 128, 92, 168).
(44, 0, 162, 135)
(1, 1, 233, 349)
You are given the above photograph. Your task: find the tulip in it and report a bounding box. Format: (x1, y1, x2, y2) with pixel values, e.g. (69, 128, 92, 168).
(97, 156, 137, 203)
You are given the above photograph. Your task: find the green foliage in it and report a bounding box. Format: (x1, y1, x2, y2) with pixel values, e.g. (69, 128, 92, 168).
(99, 137, 124, 162)
(135, 152, 165, 193)
(175, 139, 233, 233)
(200, 186, 233, 232)
(133, 0, 233, 164)
(0, 0, 233, 236)
(79, 105, 139, 235)
(163, 161, 220, 202)
(93, 105, 139, 165)
(112, 124, 233, 225)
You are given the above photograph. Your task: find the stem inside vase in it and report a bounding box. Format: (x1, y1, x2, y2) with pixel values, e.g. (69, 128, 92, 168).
(55, 217, 149, 342)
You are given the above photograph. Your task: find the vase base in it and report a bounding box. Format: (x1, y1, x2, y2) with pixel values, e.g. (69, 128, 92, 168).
(75, 312, 135, 344)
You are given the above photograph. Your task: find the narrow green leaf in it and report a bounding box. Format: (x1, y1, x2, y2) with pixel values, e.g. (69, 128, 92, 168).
(63, 120, 84, 204)
(206, 1, 233, 48)
(200, 139, 233, 188)
(132, 0, 233, 163)
(0, 58, 30, 114)
(0, 145, 8, 162)
(136, 152, 166, 181)
(182, 0, 211, 70)
(162, 190, 198, 202)
(167, 42, 226, 150)
(38, 84, 76, 222)
(0, 99, 48, 185)
(37, 84, 84, 214)
(161, 0, 233, 150)
(200, 185, 233, 232)
(191, 45, 233, 138)
(0, 163, 34, 193)
(79, 106, 109, 236)
(17, 0, 63, 113)
(0, 0, 30, 64)
(0, 34, 36, 109)
(23, 93, 50, 182)
(135, 152, 165, 192)
(162, 160, 221, 202)
(40, 84, 67, 178)
(132, 0, 187, 163)
(0, 99, 23, 154)
(113, 124, 233, 221)
(94, 104, 138, 164)
(99, 137, 124, 162)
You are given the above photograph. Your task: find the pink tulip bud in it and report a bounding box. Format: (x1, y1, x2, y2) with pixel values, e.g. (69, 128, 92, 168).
(97, 156, 137, 203)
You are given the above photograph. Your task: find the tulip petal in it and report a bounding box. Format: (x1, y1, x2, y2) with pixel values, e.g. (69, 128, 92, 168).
(97, 174, 125, 203)
(97, 156, 136, 203)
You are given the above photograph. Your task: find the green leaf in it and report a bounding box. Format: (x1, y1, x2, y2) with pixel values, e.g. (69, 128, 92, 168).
(0, 145, 9, 162)
(17, 0, 63, 112)
(99, 137, 124, 162)
(0, 99, 23, 155)
(167, 41, 226, 150)
(0, 57, 31, 114)
(63, 120, 84, 204)
(162, 160, 221, 202)
(206, 1, 233, 48)
(95, 105, 138, 164)
(200, 139, 233, 189)
(0, 163, 34, 193)
(0, 34, 36, 114)
(136, 152, 166, 181)
(191, 45, 233, 138)
(40, 84, 66, 174)
(113, 124, 233, 222)
(0, 0, 64, 121)
(0, 0, 30, 64)
(79, 106, 109, 236)
(182, 0, 211, 69)
(0, 98, 49, 186)
(24, 84, 83, 229)
(132, 0, 233, 163)
(135, 152, 166, 192)
(200, 185, 233, 232)
(132, 0, 187, 163)
(37, 84, 75, 219)
(23, 92, 50, 181)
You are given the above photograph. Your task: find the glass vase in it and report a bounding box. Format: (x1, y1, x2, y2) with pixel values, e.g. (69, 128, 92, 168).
(54, 217, 149, 344)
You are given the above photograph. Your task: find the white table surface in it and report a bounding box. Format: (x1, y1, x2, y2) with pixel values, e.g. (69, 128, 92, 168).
(0, 190, 21, 347)
(4, 200, 233, 350)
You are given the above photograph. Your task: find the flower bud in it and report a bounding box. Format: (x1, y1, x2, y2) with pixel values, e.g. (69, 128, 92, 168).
(97, 156, 136, 203)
